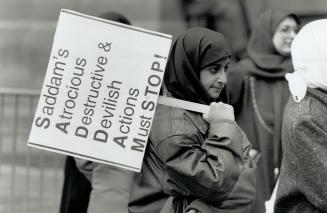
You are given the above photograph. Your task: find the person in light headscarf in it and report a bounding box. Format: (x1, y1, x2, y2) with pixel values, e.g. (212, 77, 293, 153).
(226, 9, 300, 212)
(275, 19, 327, 213)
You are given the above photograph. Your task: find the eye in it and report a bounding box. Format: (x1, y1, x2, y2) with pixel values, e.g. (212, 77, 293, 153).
(209, 68, 217, 73)
(293, 27, 299, 34)
(208, 65, 221, 73)
(280, 26, 297, 34)
(280, 27, 291, 33)
(224, 64, 230, 73)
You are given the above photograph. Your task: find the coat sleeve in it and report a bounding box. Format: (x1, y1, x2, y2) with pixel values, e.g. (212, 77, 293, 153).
(276, 114, 327, 211)
(184, 141, 256, 213)
(156, 119, 246, 204)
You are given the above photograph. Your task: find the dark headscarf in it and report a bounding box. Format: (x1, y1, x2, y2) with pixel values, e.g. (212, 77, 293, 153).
(164, 27, 231, 105)
(98, 11, 131, 25)
(246, 9, 299, 77)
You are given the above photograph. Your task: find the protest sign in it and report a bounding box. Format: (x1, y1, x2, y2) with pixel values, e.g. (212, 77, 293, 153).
(28, 9, 172, 172)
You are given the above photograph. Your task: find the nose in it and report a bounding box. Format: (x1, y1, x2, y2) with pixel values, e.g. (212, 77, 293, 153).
(217, 71, 227, 85)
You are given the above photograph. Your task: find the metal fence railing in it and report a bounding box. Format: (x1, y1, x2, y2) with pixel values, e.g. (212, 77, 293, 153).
(0, 88, 65, 213)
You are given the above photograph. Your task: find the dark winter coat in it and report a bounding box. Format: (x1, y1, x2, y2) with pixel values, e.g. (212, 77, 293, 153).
(129, 104, 255, 213)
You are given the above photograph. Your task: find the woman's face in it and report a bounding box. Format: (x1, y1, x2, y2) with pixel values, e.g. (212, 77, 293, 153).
(272, 17, 298, 56)
(200, 57, 230, 100)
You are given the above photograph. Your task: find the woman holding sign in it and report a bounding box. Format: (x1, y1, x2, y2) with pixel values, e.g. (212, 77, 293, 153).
(128, 27, 256, 213)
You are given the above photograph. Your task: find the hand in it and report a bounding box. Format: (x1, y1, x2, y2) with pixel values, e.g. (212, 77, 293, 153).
(249, 148, 261, 164)
(203, 102, 235, 123)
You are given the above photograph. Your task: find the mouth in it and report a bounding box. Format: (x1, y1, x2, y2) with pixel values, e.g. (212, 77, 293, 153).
(211, 85, 224, 90)
(208, 85, 224, 98)
(284, 42, 292, 47)
(210, 86, 224, 96)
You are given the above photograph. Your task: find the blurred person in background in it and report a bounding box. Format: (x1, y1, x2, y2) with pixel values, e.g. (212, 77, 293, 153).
(275, 19, 327, 213)
(128, 27, 256, 213)
(180, 0, 250, 61)
(60, 11, 134, 213)
(226, 9, 299, 212)
(60, 156, 91, 213)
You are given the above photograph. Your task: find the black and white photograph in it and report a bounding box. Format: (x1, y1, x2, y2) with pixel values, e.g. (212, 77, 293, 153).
(0, 0, 327, 213)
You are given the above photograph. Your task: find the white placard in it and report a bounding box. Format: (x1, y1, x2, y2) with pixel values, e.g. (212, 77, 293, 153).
(28, 9, 172, 172)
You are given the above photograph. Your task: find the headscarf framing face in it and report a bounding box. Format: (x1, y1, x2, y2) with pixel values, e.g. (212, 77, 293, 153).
(286, 19, 327, 102)
(164, 27, 231, 105)
(247, 9, 299, 75)
(97, 11, 131, 25)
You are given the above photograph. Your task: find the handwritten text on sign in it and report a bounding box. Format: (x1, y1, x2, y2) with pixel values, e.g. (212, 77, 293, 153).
(28, 9, 172, 172)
